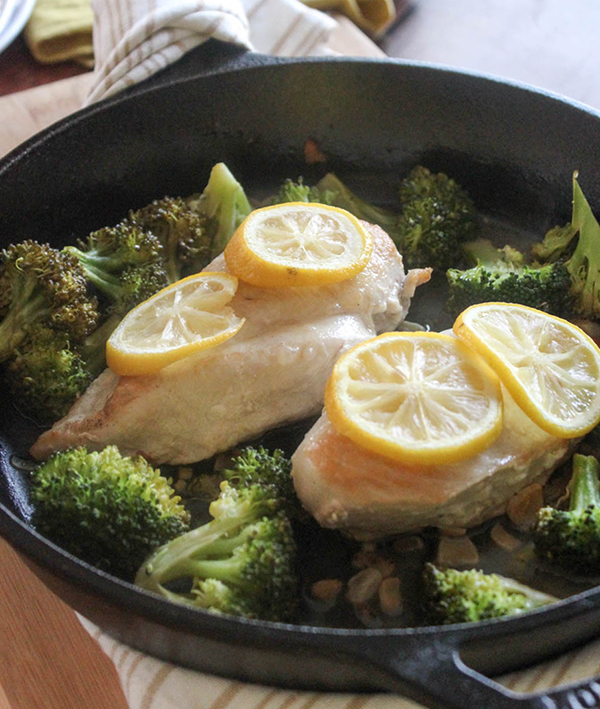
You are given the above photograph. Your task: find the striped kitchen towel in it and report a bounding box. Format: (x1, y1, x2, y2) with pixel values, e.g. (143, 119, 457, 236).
(79, 615, 424, 709)
(86, 0, 338, 104)
(79, 614, 600, 709)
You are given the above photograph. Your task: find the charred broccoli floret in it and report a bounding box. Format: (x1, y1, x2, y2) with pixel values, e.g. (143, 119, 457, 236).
(0, 240, 99, 363)
(64, 222, 168, 316)
(189, 162, 252, 260)
(446, 239, 573, 318)
(4, 311, 121, 423)
(531, 172, 600, 321)
(135, 447, 299, 622)
(531, 222, 577, 264)
(397, 166, 477, 270)
(533, 454, 600, 574)
(129, 196, 213, 283)
(422, 563, 556, 625)
(30, 446, 190, 581)
(4, 326, 91, 422)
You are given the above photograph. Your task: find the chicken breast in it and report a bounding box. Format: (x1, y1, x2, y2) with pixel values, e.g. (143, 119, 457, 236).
(291, 386, 574, 538)
(31, 224, 431, 464)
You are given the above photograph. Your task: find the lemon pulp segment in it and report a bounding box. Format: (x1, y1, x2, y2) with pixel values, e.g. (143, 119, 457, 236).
(224, 202, 372, 288)
(454, 302, 600, 438)
(106, 272, 245, 376)
(325, 331, 504, 465)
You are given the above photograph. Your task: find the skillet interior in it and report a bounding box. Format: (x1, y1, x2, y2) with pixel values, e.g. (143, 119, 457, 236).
(3, 44, 600, 703)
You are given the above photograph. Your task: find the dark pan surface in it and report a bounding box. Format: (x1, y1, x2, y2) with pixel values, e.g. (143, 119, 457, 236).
(3, 44, 600, 708)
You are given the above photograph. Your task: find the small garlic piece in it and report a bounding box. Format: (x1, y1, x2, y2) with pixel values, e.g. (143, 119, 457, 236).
(436, 534, 479, 567)
(507, 483, 544, 530)
(346, 567, 384, 605)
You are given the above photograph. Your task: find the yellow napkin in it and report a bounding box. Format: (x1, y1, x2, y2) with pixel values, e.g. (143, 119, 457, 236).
(299, 0, 396, 37)
(24, 0, 94, 67)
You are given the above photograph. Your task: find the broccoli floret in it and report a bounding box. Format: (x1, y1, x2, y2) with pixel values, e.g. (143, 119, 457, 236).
(30, 446, 190, 581)
(531, 173, 600, 320)
(115, 260, 170, 313)
(533, 454, 600, 574)
(271, 177, 327, 205)
(214, 445, 297, 515)
(0, 241, 99, 363)
(422, 563, 556, 625)
(531, 222, 577, 264)
(135, 447, 298, 622)
(5, 315, 122, 422)
(189, 163, 252, 260)
(64, 222, 169, 316)
(446, 239, 574, 318)
(129, 196, 213, 283)
(4, 326, 92, 422)
(397, 166, 477, 269)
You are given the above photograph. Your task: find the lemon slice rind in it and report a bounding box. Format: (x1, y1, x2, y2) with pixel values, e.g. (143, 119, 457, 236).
(325, 331, 504, 465)
(224, 202, 373, 288)
(453, 302, 600, 438)
(106, 271, 245, 376)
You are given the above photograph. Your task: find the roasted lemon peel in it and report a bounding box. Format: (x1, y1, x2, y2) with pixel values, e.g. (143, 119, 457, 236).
(106, 271, 245, 376)
(224, 202, 373, 288)
(453, 302, 600, 438)
(325, 331, 504, 466)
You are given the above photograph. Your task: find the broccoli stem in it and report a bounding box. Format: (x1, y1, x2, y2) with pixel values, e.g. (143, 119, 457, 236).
(141, 514, 249, 587)
(569, 176, 600, 319)
(68, 248, 124, 274)
(488, 577, 557, 608)
(0, 290, 50, 361)
(192, 526, 257, 558)
(0, 312, 23, 360)
(81, 314, 121, 376)
(316, 173, 401, 241)
(183, 556, 247, 584)
(570, 454, 600, 512)
(67, 249, 123, 297)
(196, 163, 252, 259)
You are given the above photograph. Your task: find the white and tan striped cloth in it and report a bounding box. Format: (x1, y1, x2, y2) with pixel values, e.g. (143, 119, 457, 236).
(86, 0, 338, 104)
(79, 614, 600, 709)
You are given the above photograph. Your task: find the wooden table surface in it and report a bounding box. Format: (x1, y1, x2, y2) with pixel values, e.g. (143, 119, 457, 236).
(2, 2, 600, 708)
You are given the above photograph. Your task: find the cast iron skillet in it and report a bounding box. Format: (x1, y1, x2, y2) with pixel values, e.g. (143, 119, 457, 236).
(2, 40, 600, 709)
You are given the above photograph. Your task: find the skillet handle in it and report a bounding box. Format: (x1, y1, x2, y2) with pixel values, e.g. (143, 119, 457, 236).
(344, 634, 600, 709)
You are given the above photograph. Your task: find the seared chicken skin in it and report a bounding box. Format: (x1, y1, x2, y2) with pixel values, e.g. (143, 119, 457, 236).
(31, 224, 430, 464)
(291, 386, 573, 538)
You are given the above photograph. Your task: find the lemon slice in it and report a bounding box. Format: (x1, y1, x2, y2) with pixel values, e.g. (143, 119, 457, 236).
(453, 302, 600, 438)
(324, 332, 504, 465)
(106, 272, 245, 376)
(223, 202, 372, 288)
